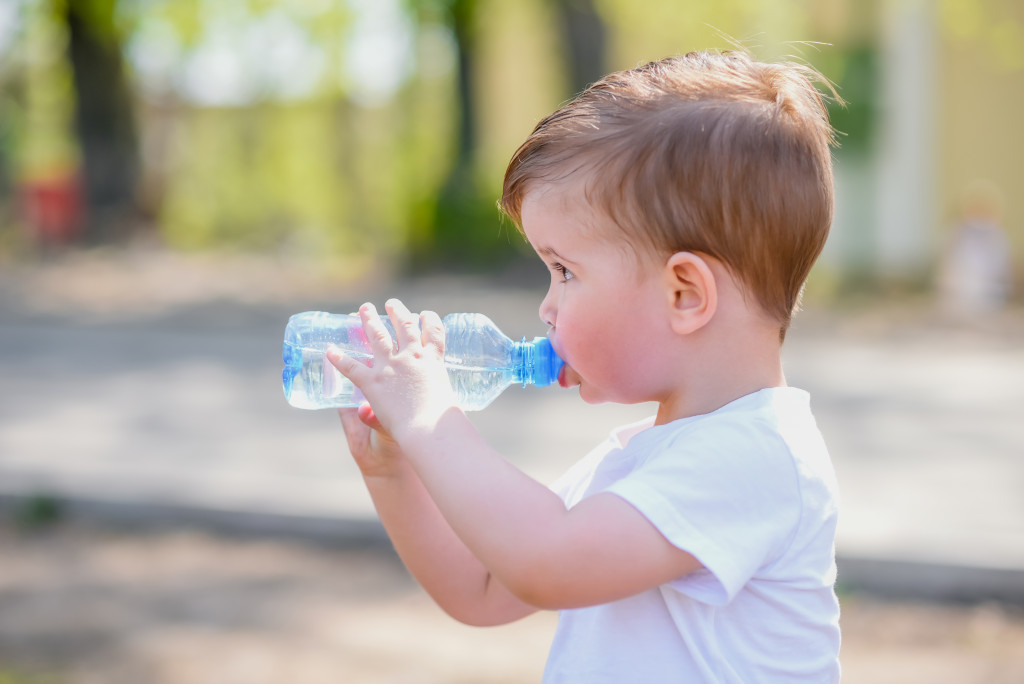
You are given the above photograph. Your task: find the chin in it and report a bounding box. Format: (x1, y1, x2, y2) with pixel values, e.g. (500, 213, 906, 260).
(577, 384, 613, 406)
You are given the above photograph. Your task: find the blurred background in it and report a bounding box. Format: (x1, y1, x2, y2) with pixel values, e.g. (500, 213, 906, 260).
(0, 0, 1020, 289)
(1, 0, 1023, 682)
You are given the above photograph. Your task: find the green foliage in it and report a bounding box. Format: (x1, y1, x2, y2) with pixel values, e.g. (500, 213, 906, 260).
(160, 103, 353, 254)
(62, 0, 123, 46)
(132, 0, 204, 45)
(12, 0, 1006, 274)
(817, 44, 878, 151)
(8, 0, 80, 182)
(596, 0, 812, 66)
(938, 0, 1024, 72)
(410, 169, 525, 271)
(123, 0, 451, 265)
(0, 0, 852, 266)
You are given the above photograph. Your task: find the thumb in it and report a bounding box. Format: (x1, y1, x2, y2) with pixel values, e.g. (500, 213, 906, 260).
(338, 403, 387, 437)
(356, 402, 386, 433)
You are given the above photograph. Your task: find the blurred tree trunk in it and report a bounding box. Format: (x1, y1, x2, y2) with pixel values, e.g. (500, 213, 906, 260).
(418, 0, 503, 269)
(411, 0, 607, 270)
(554, 0, 607, 95)
(449, 0, 477, 180)
(440, 0, 608, 183)
(64, 0, 140, 244)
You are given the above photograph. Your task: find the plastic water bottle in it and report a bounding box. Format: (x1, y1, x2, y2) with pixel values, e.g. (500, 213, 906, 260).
(282, 311, 564, 411)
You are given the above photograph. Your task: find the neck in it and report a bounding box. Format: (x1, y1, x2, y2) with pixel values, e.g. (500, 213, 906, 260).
(655, 320, 786, 426)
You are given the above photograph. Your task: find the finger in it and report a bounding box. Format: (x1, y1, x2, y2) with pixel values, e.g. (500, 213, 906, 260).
(356, 402, 386, 432)
(358, 302, 394, 354)
(385, 298, 421, 348)
(340, 402, 385, 436)
(419, 310, 446, 355)
(327, 345, 370, 384)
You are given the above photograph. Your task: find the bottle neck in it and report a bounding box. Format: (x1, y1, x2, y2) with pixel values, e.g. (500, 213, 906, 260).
(512, 337, 563, 387)
(511, 340, 531, 387)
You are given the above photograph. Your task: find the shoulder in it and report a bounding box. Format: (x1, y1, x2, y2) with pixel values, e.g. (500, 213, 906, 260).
(619, 388, 833, 523)
(648, 388, 815, 470)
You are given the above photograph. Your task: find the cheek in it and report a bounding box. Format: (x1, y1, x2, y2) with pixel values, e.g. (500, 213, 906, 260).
(557, 308, 621, 374)
(565, 299, 666, 394)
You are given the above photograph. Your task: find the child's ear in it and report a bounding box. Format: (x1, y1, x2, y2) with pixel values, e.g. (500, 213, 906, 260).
(664, 251, 717, 335)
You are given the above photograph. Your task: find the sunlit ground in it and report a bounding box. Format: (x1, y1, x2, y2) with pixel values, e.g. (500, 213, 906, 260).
(0, 521, 1023, 684)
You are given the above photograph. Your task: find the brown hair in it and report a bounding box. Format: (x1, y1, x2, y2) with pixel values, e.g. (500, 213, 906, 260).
(501, 50, 838, 333)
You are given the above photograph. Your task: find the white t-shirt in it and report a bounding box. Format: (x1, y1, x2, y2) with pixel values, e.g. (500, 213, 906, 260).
(543, 388, 841, 683)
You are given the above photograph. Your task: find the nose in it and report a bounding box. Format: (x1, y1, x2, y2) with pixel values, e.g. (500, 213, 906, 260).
(539, 286, 557, 328)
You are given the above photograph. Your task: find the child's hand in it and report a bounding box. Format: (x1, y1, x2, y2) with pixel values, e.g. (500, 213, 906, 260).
(337, 405, 405, 479)
(327, 299, 457, 442)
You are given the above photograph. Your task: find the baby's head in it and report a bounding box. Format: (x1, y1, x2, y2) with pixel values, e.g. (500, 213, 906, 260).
(501, 50, 837, 337)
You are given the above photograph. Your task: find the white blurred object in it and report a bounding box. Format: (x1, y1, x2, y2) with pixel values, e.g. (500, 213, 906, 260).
(939, 180, 1012, 314)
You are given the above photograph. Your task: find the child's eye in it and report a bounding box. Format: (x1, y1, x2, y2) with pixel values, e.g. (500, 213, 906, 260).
(552, 263, 575, 282)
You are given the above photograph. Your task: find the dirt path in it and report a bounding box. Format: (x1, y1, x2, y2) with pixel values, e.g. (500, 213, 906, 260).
(1, 520, 1023, 684)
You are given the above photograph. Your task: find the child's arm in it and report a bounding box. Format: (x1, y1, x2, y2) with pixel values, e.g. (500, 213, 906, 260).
(329, 300, 703, 611)
(337, 404, 539, 626)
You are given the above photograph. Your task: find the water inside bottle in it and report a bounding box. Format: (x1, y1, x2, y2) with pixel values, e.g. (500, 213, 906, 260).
(284, 340, 515, 411)
(283, 340, 371, 409)
(447, 365, 514, 411)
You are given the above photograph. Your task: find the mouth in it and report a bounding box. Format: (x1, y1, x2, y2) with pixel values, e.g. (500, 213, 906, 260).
(547, 333, 579, 389)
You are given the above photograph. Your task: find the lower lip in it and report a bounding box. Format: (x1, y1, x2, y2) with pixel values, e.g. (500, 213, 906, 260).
(558, 364, 579, 389)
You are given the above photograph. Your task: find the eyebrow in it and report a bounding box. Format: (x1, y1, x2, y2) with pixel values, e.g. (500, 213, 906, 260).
(536, 245, 572, 262)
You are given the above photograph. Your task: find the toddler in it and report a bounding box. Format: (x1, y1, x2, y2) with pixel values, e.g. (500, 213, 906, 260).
(329, 50, 841, 682)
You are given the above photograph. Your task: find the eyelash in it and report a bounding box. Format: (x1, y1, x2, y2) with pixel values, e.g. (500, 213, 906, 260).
(552, 262, 574, 282)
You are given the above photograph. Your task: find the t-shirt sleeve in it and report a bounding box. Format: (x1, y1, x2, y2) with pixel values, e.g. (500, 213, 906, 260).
(605, 419, 801, 606)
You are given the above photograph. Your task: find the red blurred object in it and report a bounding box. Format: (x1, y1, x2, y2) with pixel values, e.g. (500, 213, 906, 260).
(19, 173, 84, 245)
